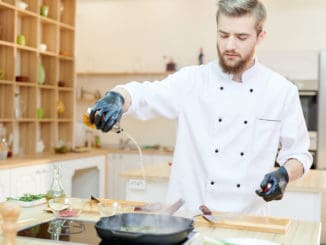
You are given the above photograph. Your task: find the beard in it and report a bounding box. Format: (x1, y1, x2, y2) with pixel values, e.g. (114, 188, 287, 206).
(217, 45, 255, 74)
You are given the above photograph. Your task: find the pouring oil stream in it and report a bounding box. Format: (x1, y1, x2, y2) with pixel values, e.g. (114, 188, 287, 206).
(84, 109, 146, 187)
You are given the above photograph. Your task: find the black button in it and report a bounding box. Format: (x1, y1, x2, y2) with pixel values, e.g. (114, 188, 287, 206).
(215, 149, 219, 153)
(249, 88, 254, 93)
(220, 86, 224, 90)
(244, 120, 248, 124)
(240, 152, 244, 156)
(236, 184, 241, 188)
(211, 181, 215, 185)
(218, 118, 222, 122)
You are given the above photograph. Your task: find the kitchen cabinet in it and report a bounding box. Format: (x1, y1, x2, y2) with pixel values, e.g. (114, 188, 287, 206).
(126, 178, 168, 203)
(107, 152, 172, 200)
(120, 162, 170, 203)
(121, 163, 326, 223)
(269, 191, 321, 221)
(10, 163, 51, 197)
(0, 152, 107, 201)
(60, 155, 106, 199)
(0, 169, 11, 202)
(0, 0, 76, 156)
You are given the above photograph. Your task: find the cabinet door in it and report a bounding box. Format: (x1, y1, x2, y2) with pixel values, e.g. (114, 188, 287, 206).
(36, 164, 52, 194)
(0, 169, 11, 202)
(10, 164, 51, 197)
(107, 153, 172, 200)
(269, 191, 321, 222)
(60, 155, 106, 199)
(107, 153, 141, 200)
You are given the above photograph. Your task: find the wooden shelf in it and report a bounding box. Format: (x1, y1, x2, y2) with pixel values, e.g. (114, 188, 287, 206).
(0, 0, 76, 156)
(17, 9, 38, 18)
(0, 1, 15, 10)
(0, 119, 14, 123)
(59, 22, 75, 31)
(40, 15, 58, 25)
(76, 71, 172, 76)
(16, 45, 38, 52)
(0, 40, 15, 47)
(38, 118, 57, 122)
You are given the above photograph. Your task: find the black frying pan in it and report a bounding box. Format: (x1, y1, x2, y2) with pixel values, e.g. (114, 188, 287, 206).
(95, 213, 194, 244)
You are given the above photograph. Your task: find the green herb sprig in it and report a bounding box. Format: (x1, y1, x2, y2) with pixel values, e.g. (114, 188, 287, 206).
(6, 193, 46, 202)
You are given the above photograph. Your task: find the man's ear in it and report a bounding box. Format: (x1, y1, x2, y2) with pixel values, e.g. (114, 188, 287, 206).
(257, 30, 267, 45)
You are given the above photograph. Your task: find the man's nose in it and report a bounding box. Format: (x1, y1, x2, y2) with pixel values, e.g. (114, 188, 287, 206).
(226, 36, 236, 50)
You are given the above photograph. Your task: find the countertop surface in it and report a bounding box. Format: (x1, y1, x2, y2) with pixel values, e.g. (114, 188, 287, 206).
(0, 199, 322, 245)
(0, 148, 173, 170)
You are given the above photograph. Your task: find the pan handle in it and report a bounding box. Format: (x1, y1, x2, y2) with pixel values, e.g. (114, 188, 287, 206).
(111, 230, 144, 239)
(162, 198, 185, 215)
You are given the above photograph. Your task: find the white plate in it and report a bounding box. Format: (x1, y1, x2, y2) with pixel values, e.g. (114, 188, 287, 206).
(16, 198, 46, 207)
(223, 238, 281, 245)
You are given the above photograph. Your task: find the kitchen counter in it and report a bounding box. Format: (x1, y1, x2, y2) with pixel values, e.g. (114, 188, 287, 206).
(0, 149, 109, 170)
(121, 162, 171, 180)
(121, 163, 326, 243)
(0, 148, 173, 170)
(0, 199, 321, 245)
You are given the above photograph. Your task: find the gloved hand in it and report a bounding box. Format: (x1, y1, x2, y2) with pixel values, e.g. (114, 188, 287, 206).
(89, 91, 124, 132)
(255, 166, 289, 202)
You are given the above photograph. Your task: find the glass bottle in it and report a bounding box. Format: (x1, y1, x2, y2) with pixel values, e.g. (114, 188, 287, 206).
(0, 125, 8, 160)
(46, 164, 66, 201)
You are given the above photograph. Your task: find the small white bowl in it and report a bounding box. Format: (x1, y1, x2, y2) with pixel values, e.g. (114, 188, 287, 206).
(39, 43, 47, 52)
(97, 202, 134, 217)
(48, 198, 87, 217)
(17, 1, 28, 10)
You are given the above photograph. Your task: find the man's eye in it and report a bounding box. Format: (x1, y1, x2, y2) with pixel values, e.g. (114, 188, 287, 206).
(220, 34, 229, 39)
(237, 35, 248, 40)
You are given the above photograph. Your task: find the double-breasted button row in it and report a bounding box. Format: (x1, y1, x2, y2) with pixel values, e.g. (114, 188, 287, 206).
(210, 181, 241, 188)
(214, 149, 245, 156)
(218, 84, 254, 93)
(217, 118, 249, 125)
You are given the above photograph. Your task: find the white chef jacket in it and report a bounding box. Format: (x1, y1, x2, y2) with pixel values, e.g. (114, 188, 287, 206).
(117, 60, 312, 215)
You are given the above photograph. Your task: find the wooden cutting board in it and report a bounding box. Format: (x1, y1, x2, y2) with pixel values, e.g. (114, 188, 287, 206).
(194, 211, 290, 234)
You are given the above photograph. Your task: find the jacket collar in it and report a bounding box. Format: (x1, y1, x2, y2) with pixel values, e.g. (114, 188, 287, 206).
(215, 57, 260, 83)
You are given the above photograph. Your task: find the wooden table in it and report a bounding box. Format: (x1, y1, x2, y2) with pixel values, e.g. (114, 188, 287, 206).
(0, 199, 322, 245)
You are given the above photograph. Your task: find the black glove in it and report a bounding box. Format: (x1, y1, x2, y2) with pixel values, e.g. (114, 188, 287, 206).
(89, 91, 124, 132)
(255, 166, 289, 202)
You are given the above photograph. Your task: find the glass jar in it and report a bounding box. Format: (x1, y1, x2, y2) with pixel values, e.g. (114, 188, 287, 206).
(0, 126, 8, 160)
(46, 164, 66, 201)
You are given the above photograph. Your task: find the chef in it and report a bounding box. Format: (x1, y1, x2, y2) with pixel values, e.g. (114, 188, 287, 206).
(89, 0, 312, 215)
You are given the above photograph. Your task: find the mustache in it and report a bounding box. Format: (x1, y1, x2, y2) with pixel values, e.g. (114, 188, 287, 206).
(223, 51, 241, 57)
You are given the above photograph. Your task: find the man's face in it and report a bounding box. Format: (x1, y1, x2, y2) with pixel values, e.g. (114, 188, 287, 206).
(217, 14, 263, 74)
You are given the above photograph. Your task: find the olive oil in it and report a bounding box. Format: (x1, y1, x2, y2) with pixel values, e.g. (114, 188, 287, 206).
(83, 108, 146, 186)
(46, 164, 66, 202)
(83, 111, 95, 128)
(83, 108, 123, 133)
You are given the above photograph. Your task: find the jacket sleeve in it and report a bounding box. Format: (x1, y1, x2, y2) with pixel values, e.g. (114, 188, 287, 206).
(116, 66, 196, 120)
(277, 86, 313, 174)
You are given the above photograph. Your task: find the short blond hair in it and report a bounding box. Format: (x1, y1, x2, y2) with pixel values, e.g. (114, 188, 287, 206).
(216, 0, 266, 33)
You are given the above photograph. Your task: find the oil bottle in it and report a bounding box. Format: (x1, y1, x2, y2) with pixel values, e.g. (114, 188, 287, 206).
(46, 164, 66, 201)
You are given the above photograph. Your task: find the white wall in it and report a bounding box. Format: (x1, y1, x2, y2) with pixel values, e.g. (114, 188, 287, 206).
(76, 0, 326, 79)
(75, 0, 326, 147)
(76, 0, 217, 72)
